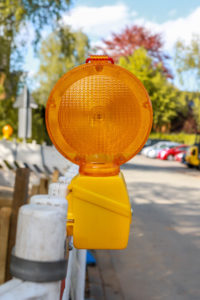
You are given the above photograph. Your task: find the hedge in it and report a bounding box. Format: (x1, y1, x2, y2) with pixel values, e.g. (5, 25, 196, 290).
(149, 132, 197, 145)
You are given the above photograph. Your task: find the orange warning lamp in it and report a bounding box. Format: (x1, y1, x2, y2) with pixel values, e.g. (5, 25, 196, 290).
(46, 55, 152, 249)
(2, 124, 13, 139)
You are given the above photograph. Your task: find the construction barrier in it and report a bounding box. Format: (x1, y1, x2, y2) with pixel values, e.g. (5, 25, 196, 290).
(0, 164, 86, 300)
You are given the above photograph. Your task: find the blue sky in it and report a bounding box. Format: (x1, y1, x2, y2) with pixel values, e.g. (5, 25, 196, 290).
(73, 0, 199, 23)
(24, 0, 200, 90)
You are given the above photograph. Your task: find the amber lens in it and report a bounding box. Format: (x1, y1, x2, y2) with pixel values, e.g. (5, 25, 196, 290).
(46, 62, 152, 176)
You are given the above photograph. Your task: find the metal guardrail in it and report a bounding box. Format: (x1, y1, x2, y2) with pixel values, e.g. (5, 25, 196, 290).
(0, 140, 71, 176)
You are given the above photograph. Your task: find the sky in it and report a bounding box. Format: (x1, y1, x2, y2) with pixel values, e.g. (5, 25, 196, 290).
(24, 0, 200, 90)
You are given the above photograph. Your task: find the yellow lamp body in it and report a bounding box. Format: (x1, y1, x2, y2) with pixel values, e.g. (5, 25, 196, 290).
(67, 171, 131, 249)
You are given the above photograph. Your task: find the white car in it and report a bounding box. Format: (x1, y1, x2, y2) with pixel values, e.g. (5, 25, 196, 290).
(141, 141, 168, 156)
(141, 143, 160, 156)
(143, 142, 179, 158)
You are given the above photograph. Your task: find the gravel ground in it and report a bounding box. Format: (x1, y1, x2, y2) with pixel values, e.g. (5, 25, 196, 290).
(110, 155, 200, 300)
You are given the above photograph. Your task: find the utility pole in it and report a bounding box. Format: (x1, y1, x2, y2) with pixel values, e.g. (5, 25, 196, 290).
(13, 85, 38, 140)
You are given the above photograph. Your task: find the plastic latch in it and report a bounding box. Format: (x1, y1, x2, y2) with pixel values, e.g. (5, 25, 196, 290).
(85, 55, 114, 64)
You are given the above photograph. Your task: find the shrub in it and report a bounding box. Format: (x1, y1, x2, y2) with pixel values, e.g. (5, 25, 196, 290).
(149, 132, 196, 145)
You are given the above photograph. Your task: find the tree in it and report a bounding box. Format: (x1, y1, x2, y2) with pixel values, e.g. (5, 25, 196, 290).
(0, 0, 71, 135)
(34, 27, 90, 105)
(0, 1, 70, 46)
(119, 48, 178, 131)
(32, 105, 51, 144)
(98, 25, 171, 78)
(0, 0, 71, 80)
(175, 35, 200, 87)
(30, 27, 89, 142)
(175, 35, 200, 130)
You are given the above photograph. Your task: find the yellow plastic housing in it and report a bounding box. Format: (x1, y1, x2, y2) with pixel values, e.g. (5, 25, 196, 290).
(46, 56, 152, 176)
(67, 172, 131, 249)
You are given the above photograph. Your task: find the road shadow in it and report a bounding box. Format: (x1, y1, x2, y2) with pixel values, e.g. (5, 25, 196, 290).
(121, 161, 200, 176)
(110, 181, 200, 300)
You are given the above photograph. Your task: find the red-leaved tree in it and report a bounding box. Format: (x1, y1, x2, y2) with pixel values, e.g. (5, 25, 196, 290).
(98, 25, 172, 78)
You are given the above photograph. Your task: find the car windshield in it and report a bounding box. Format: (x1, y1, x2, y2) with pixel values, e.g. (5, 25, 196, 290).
(156, 144, 174, 149)
(178, 147, 188, 151)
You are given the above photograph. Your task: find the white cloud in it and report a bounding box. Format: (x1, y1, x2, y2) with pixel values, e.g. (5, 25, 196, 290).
(62, 4, 137, 40)
(62, 4, 200, 52)
(142, 7, 200, 51)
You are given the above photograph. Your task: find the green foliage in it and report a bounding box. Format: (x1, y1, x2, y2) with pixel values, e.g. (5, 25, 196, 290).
(0, 0, 72, 84)
(118, 48, 179, 129)
(0, 97, 17, 134)
(34, 27, 90, 105)
(175, 36, 200, 130)
(32, 105, 51, 144)
(0, 0, 70, 46)
(0, 84, 4, 97)
(0, 0, 72, 140)
(30, 27, 89, 142)
(150, 132, 196, 145)
(175, 35, 200, 88)
(193, 95, 200, 130)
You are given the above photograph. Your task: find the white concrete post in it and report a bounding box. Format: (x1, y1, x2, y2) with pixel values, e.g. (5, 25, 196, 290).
(15, 204, 66, 261)
(0, 195, 67, 300)
(0, 279, 47, 300)
(14, 203, 66, 300)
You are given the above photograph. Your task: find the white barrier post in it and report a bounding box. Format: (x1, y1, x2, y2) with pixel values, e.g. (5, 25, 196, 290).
(15, 202, 66, 299)
(0, 193, 67, 300)
(60, 165, 87, 300)
(77, 249, 87, 300)
(71, 249, 87, 300)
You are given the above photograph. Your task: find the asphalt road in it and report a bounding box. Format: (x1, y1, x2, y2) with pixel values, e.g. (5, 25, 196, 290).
(110, 155, 200, 300)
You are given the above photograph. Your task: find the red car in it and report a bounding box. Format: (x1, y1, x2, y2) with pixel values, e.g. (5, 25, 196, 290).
(174, 152, 185, 162)
(158, 144, 188, 160)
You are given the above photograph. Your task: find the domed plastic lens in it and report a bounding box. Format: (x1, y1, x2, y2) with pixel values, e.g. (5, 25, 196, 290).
(46, 56, 152, 176)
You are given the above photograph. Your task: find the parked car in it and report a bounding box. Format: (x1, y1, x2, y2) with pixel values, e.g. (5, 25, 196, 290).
(174, 152, 185, 162)
(185, 145, 200, 168)
(141, 140, 170, 156)
(185, 134, 200, 168)
(143, 139, 165, 148)
(158, 145, 188, 160)
(145, 142, 180, 158)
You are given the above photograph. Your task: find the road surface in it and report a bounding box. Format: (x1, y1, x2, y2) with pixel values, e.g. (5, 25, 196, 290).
(109, 155, 200, 300)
